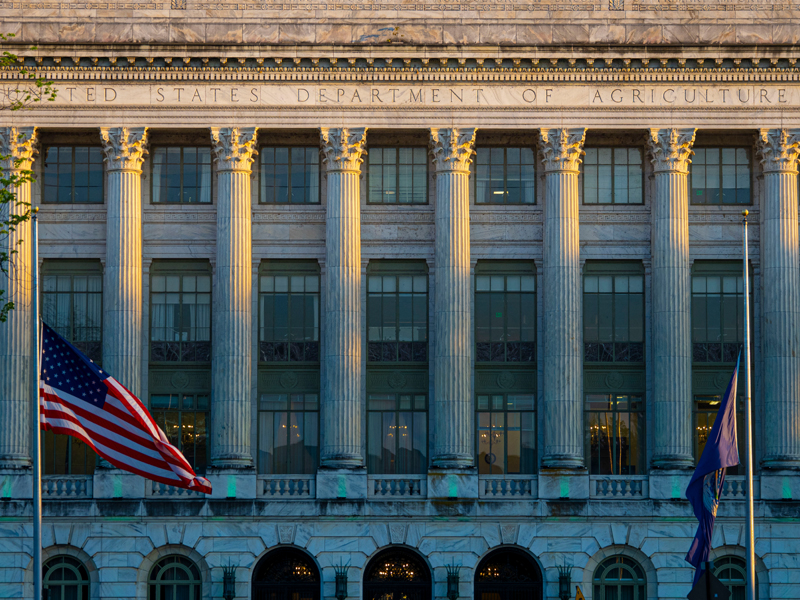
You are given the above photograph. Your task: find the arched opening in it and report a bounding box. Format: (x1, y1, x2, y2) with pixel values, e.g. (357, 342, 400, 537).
(148, 555, 202, 600)
(474, 547, 543, 600)
(43, 556, 90, 600)
(363, 547, 431, 600)
(593, 555, 646, 600)
(251, 547, 320, 600)
(713, 556, 749, 600)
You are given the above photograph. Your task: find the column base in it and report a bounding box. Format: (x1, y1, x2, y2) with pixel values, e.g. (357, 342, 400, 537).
(427, 468, 478, 499)
(204, 466, 256, 500)
(320, 455, 364, 470)
(0, 456, 31, 470)
(431, 454, 473, 470)
(761, 457, 800, 471)
(93, 468, 146, 499)
(648, 470, 693, 500)
(0, 468, 31, 499)
(760, 470, 800, 500)
(542, 454, 584, 470)
(651, 455, 694, 470)
(316, 468, 367, 500)
(210, 455, 254, 470)
(538, 468, 589, 500)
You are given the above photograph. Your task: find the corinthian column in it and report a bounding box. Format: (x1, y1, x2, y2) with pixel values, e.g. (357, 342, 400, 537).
(0, 127, 37, 469)
(210, 127, 258, 468)
(100, 128, 148, 398)
(539, 128, 586, 469)
(757, 128, 800, 470)
(647, 128, 696, 469)
(430, 127, 477, 469)
(320, 127, 367, 469)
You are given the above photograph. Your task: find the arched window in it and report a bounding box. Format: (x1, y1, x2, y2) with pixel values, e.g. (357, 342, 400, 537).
(252, 548, 320, 600)
(474, 548, 542, 600)
(593, 556, 646, 600)
(43, 556, 90, 600)
(148, 556, 201, 600)
(363, 548, 431, 600)
(713, 556, 747, 600)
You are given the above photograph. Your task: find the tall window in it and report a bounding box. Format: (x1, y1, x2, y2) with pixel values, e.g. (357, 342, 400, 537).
(694, 395, 744, 474)
(585, 394, 645, 475)
(368, 271, 428, 363)
(367, 393, 427, 474)
(584, 273, 644, 363)
(257, 393, 319, 474)
(713, 557, 747, 600)
(150, 271, 211, 363)
(43, 146, 104, 204)
(151, 147, 212, 204)
(692, 273, 744, 363)
(148, 556, 201, 600)
(582, 147, 643, 204)
(691, 147, 750, 205)
(260, 146, 320, 204)
(43, 556, 90, 600)
(150, 394, 209, 473)
(367, 147, 428, 204)
(477, 394, 536, 475)
(593, 556, 646, 600)
(474, 147, 535, 204)
(259, 273, 319, 362)
(475, 273, 535, 363)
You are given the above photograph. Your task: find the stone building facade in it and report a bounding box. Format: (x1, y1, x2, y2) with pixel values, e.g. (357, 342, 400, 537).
(0, 4, 799, 600)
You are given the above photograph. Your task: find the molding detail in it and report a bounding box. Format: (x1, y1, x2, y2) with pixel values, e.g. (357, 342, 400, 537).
(429, 127, 477, 173)
(756, 128, 800, 173)
(319, 127, 367, 172)
(209, 127, 259, 172)
(646, 128, 697, 174)
(99, 127, 148, 172)
(538, 128, 586, 172)
(0, 127, 38, 171)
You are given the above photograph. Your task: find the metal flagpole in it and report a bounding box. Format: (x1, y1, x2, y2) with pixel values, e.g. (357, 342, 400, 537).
(742, 209, 756, 600)
(31, 207, 42, 600)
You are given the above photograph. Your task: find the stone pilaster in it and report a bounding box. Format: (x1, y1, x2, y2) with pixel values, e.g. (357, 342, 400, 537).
(647, 127, 696, 470)
(209, 127, 258, 468)
(539, 128, 586, 469)
(320, 127, 367, 469)
(429, 127, 477, 469)
(756, 128, 800, 470)
(100, 127, 148, 398)
(0, 127, 38, 469)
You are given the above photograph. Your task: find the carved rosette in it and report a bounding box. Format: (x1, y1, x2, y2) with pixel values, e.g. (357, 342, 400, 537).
(756, 128, 800, 173)
(429, 127, 477, 173)
(0, 127, 38, 171)
(538, 128, 586, 173)
(210, 127, 259, 172)
(100, 127, 148, 173)
(319, 127, 368, 172)
(647, 128, 697, 174)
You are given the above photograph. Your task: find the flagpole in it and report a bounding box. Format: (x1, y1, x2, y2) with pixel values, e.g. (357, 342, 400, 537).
(742, 209, 756, 600)
(31, 207, 42, 600)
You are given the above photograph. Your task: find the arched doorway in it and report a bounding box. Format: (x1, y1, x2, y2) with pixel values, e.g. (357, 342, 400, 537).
(363, 547, 431, 600)
(43, 556, 90, 600)
(251, 547, 320, 600)
(474, 547, 543, 600)
(593, 555, 646, 600)
(147, 555, 202, 600)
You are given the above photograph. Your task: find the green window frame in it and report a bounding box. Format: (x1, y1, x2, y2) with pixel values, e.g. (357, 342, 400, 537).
(148, 556, 201, 600)
(690, 147, 751, 205)
(43, 556, 90, 600)
(260, 146, 320, 204)
(474, 146, 536, 205)
(593, 556, 646, 600)
(585, 394, 645, 475)
(582, 147, 643, 205)
(477, 393, 536, 475)
(694, 394, 744, 475)
(257, 392, 319, 475)
(42, 145, 104, 204)
(713, 557, 748, 600)
(367, 147, 428, 204)
(151, 146, 212, 204)
(692, 264, 747, 363)
(150, 393, 209, 474)
(367, 393, 428, 474)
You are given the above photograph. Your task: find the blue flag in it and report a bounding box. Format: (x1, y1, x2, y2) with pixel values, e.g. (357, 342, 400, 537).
(685, 353, 741, 585)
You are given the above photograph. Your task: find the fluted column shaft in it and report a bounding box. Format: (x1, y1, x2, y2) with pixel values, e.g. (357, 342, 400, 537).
(100, 128, 148, 399)
(540, 128, 586, 469)
(757, 128, 800, 469)
(648, 128, 696, 469)
(320, 127, 367, 469)
(0, 127, 38, 468)
(430, 128, 476, 468)
(210, 127, 258, 468)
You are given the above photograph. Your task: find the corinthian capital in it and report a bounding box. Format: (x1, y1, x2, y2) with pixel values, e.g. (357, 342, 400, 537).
(210, 127, 259, 172)
(100, 127, 149, 172)
(539, 128, 586, 172)
(0, 127, 38, 171)
(756, 128, 800, 174)
(320, 127, 368, 172)
(647, 128, 697, 174)
(429, 127, 477, 173)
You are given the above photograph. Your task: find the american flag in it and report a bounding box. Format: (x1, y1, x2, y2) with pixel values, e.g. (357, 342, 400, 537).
(39, 323, 212, 494)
